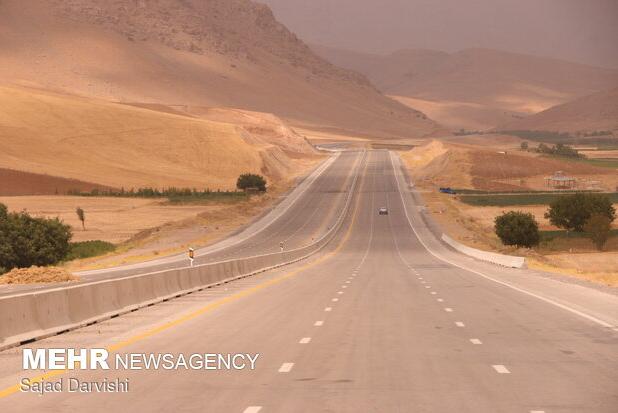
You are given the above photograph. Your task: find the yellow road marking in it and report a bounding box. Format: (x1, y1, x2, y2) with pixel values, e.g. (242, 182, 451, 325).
(0, 152, 369, 400)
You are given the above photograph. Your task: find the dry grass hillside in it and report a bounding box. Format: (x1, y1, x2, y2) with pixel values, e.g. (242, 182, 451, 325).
(0, 0, 439, 138)
(0, 85, 319, 191)
(499, 87, 618, 134)
(313, 46, 618, 130)
(402, 139, 618, 192)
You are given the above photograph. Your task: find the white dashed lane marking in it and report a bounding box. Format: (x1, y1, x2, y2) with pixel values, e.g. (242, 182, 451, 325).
(455, 322, 465, 327)
(437, 298, 444, 302)
(324, 307, 332, 312)
(299, 337, 311, 344)
(314, 321, 324, 326)
(278, 363, 294, 373)
(445, 308, 453, 312)
(243, 406, 262, 413)
(337, 291, 344, 294)
(470, 338, 482, 345)
(332, 298, 339, 302)
(430, 292, 437, 295)
(492, 365, 510, 374)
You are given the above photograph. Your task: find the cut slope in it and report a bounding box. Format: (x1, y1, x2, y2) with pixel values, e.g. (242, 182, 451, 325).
(0, 168, 113, 196)
(0, 0, 438, 138)
(0, 85, 313, 190)
(499, 87, 618, 134)
(313, 46, 618, 130)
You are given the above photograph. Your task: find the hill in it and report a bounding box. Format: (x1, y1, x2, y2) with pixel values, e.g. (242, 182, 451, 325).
(0, 0, 438, 138)
(498, 87, 618, 134)
(0, 85, 320, 191)
(313, 46, 618, 130)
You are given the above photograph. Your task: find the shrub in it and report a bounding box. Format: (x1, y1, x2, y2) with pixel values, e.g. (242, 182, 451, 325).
(495, 211, 540, 248)
(236, 173, 267, 192)
(545, 193, 616, 232)
(520, 141, 528, 150)
(76, 207, 86, 230)
(584, 213, 612, 251)
(0, 203, 72, 274)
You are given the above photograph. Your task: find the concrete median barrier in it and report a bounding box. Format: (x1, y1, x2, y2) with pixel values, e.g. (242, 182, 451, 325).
(0, 151, 366, 351)
(441, 234, 526, 269)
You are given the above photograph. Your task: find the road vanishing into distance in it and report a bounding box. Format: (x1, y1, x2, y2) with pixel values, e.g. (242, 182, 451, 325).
(0, 150, 616, 412)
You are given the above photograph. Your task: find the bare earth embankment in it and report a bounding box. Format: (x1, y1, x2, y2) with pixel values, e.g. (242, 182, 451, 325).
(400, 139, 618, 286)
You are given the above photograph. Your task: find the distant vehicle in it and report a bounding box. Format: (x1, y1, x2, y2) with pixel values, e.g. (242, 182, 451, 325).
(439, 187, 457, 194)
(378, 207, 388, 215)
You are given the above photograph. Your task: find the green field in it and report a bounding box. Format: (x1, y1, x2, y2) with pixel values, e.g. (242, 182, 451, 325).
(579, 158, 618, 168)
(65, 240, 116, 261)
(459, 192, 618, 206)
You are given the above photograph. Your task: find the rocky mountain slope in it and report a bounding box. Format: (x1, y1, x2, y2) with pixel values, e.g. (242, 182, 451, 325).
(0, 0, 439, 138)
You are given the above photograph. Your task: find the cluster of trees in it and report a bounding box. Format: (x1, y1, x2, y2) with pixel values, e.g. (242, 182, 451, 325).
(535, 142, 583, 158)
(236, 173, 267, 192)
(495, 193, 616, 250)
(520, 141, 583, 159)
(67, 186, 245, 198)
(67, 174, 268, 198)
(0, 203, 72, 274)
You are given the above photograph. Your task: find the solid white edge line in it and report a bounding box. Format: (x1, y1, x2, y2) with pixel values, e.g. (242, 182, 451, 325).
(389, 151, 614, 329)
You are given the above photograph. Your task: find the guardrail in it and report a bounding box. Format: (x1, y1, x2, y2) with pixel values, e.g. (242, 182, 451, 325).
(0, 151, 366, 351)
(441, 234, 526, 269)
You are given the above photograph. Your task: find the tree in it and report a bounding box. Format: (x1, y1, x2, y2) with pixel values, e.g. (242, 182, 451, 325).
(76, 207, 86, 230)
(584, 213, 612, 251)
(520, 141, 528, 151)
(494, 211, 540, 248)
(0, 204, 72, 274)
(545, 193, 616, 232)
(236, 173, 267, 192)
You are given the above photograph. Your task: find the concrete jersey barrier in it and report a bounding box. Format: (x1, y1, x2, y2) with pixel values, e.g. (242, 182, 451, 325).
(0, 151, 366, 351)
(441, 234, 526, 269)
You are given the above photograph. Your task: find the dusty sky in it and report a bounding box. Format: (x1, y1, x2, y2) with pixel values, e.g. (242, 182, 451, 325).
(261, 0, 618, 68)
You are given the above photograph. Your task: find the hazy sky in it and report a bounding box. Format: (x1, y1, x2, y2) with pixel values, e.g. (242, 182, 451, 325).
(261, 0, 618, 68)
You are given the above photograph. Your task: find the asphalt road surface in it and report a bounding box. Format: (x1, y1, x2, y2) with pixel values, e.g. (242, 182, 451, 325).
(0, 150, 616, 412)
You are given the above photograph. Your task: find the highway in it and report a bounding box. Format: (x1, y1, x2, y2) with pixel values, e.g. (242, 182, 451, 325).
(0, 150, 364, 296)
(0, 150, 616, 412)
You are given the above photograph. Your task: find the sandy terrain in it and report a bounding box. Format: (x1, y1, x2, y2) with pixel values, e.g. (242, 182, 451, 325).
(0, 196, 218, 243)
(0, 0, 439, 139)
(0, 266, 78, 284)
(500, 87, 618, 133)
(313, 45, 618, 130)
